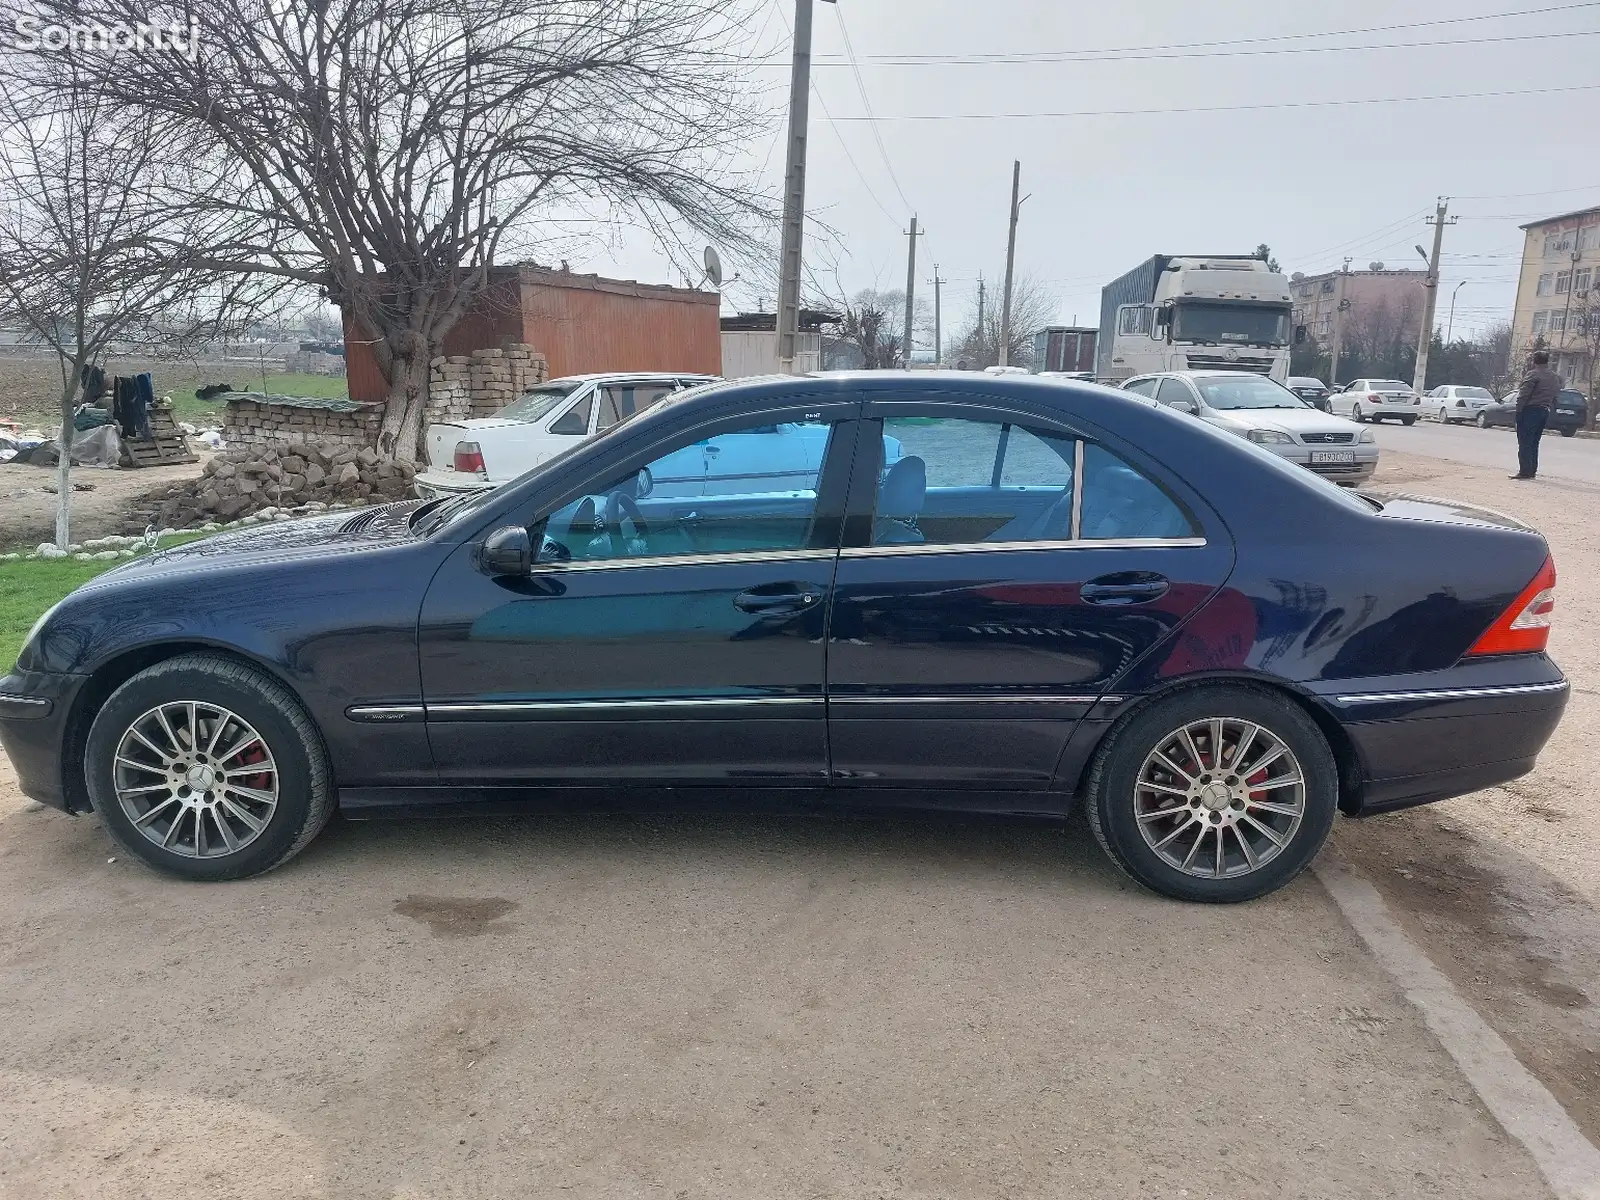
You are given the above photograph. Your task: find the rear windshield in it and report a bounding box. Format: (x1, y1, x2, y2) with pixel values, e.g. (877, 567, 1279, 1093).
(1558, 390, 1586, 404)
(1370, 380, 1411, 392)
(499, 382, 583, 422)
(1456, 387, 1493, 400)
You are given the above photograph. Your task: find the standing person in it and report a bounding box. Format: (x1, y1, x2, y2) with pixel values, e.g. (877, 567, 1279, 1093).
(1512, 350, 1560, 480)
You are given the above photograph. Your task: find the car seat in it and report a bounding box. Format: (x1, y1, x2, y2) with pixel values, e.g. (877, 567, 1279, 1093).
(873, 455, 926, 544)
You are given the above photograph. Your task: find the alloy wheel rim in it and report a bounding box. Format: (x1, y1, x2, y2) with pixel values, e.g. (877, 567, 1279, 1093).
(1133, 716, 1305, 879)
(112, 701, 278, 858)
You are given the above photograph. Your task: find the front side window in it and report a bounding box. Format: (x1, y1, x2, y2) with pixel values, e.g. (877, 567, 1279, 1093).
(1155, 378, 1197, 409)
(867, 416, 1195, 547)
(549, 391, 593, 435)
(1118, 306, 1152, 336)
(595, 382, 678, 432)
(538, 418, 833, 564)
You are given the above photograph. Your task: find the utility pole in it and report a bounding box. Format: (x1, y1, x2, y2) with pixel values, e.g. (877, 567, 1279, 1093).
(902, 215, 918, 368)
(928, 267, 945, 366)
(775, 0, 836, 374)
(998, 160, 1022, 367)
(1329, 257, 1352, 386)
(976, 273, 986, 353)
(1411, 197, 1456, 394)
(1446, 280, 1469, 344)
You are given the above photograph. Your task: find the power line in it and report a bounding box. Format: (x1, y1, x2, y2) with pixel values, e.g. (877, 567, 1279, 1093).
(801, 1, 1600, 63)
(808, 28, 1600, 68)
(831, 4, 913, 215)
(1453, 182, 1600, 200)
(827, 83, 1600, 122)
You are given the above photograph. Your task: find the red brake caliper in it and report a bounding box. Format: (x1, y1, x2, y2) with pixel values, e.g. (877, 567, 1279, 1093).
(234, 743, 271, 792)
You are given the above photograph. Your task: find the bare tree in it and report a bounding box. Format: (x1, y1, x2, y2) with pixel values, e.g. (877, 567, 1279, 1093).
(0, 75, 265, 546)
(952, 275, 1057, 369)
(1567, 291, 1600, 430)
(12, 0, 771, 461)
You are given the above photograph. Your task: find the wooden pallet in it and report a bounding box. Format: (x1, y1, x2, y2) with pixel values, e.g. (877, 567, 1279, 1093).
(123, 407, 197, 467)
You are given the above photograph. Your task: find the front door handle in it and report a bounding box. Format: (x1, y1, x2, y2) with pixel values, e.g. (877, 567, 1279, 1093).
(1081, 572, 1170, 606)
(734, 584, 823, 614)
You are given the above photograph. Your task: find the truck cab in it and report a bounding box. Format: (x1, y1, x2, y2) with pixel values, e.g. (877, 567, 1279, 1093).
(1103, 257, 1295, 384)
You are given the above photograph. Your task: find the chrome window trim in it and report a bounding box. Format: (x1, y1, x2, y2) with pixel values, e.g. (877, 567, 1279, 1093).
(428, 696, 822, 717)
(347, 704, 426, 722)
(840, 537, 1205, 560)
(831, 694, 1120, 706)
(1330, 681, 1568, 705)
(531, 546, 838, 574)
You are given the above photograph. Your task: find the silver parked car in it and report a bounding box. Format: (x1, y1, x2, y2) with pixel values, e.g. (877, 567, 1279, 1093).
(1329, 378, 1422, 424)
(1122, 371, 1378, 486)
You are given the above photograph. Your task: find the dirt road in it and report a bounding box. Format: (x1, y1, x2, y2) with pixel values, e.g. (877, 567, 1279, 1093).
(0, 458, 205, 550)
(0, 446, 1595, 1198)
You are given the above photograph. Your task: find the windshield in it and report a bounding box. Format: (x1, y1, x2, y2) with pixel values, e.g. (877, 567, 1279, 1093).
(499, 381, 583, 422)
(1171, 302, 1290, 347)
(1195, 375, 1308, 410)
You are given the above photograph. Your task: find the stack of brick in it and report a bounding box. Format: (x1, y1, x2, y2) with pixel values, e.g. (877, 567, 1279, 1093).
(427, 343, 548, 423)
(222, 393, 381, 456)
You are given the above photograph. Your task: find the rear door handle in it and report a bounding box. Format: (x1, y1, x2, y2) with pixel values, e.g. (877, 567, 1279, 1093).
(734, 584, 823, 614)
(1080, 572, 1170, 606)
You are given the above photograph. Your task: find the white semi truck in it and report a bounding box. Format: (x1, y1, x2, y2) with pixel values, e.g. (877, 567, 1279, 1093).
(1097, 255, 1298, 384)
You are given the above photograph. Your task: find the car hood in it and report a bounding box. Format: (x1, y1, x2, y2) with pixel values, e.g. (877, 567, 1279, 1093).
(1208, 408, 1363, 436)
(1369, 493, 1533, 533)
(81, 502, 428, 590)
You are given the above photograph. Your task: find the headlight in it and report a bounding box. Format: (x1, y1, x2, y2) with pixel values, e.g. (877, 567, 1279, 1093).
(1246, 429, 1294, 445)
(17, 601, 61, 664)
(1357, 428, 1376, 443)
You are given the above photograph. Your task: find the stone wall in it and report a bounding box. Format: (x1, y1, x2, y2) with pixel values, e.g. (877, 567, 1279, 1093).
(221, 394, 383, 456)
(428, 343, 548, 422)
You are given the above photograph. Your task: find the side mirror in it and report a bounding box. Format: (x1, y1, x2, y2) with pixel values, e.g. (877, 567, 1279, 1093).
(480, 525, 532, 576)
(1176, 399, 1199, 416)
(1149, 306, 1167, 341)
(1294, 324, 1307, 344)
(634, 466, 654, 499)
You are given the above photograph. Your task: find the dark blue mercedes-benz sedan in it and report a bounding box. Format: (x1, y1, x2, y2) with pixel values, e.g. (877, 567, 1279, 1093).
(0, 373, 1569, 901)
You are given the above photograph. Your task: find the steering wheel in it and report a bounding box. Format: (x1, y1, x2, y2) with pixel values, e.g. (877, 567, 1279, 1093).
(603, 490, 650, 557)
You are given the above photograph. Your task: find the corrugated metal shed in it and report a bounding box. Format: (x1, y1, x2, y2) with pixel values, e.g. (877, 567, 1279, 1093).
(342, 267, 721, 404)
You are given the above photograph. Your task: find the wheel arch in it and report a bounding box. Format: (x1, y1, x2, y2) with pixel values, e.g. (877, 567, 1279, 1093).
(1070, 672, 1367, 815)
(62, 640, 321, 814)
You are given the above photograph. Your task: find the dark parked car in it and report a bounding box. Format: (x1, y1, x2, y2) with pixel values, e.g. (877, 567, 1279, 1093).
(1475, 388, 1589, 436)
(0, 373, 1569, 903)
(1285, 376, 1332, 411)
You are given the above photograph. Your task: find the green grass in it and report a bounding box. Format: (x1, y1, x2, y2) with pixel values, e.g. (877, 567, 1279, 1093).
(166, 372, 350, 428)
(1, 532, 218, 668)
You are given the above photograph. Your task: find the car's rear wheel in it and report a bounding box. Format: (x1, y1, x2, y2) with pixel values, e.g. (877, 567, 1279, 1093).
(1401, 415, 1416, 426)
(1561, 427, 1576, 438)
(1350, 404, 1365, 422)
(85, 654, 333, 881)
(1085, 685, 1338, 903)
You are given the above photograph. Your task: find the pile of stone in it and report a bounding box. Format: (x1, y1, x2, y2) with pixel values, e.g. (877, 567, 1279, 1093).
(429, 343, 548, 422)
(133, 440, 416, 530)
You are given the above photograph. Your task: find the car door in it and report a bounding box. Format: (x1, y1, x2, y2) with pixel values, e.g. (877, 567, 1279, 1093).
(417, 400, 861, 787)
(824, 394, 1235, 791)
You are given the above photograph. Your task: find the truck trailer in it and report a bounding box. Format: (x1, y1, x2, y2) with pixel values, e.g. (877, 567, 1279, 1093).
(1097, 255, 1296, 384)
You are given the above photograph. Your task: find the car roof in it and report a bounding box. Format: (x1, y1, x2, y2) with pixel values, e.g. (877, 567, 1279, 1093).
(546, 371, 718, 385)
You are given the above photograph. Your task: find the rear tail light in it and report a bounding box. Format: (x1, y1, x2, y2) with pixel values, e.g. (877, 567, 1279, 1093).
(1466, 555, 1556, 657)
(1368, 393, 1382, 403)
(453, 441, 486, 475)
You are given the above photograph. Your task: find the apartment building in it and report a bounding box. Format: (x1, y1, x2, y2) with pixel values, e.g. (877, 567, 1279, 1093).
(1511, 204, 1599, 387)
(1289, 267, 1426, 341)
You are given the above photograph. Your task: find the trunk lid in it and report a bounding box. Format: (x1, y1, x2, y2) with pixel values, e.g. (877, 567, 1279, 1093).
(1369, 493, 1533, 533)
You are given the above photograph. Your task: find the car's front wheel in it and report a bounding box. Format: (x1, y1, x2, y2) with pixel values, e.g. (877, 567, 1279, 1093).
(1477, 412, 1490, 428)
(1085, 685, 1338, 903)
(85, 654, 334, 881)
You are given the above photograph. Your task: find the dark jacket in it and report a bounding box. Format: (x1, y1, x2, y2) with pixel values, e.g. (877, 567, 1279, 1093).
(1517, 365, 1560, 413)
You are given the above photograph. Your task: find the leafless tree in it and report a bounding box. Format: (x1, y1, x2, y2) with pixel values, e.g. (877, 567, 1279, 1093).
(0, 74, 266, 545)
(1566, 292, 1600, 429)
(952, 275, 1057, 369)
(10, 0, 772, 461)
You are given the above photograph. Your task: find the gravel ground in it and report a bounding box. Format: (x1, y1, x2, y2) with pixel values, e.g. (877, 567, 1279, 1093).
(0, 442, 1595, 1198)
(0, 458, 208, 551)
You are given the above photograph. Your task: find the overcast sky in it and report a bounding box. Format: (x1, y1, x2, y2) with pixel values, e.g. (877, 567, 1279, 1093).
(591, 0, 1600, 345)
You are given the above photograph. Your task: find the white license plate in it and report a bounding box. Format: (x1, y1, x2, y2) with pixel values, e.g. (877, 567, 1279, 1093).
(1310, 450, 1355, 464)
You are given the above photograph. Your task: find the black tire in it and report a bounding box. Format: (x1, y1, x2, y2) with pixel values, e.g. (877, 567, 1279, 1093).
(1560, 427, 1576, 438)
(1350, 405, 1365, 422)
(1084, 684, 1338, 903)
(85, 653, 334, 881)
(1400, 416, 1416, 426)
(1477, 413, 1490, 429)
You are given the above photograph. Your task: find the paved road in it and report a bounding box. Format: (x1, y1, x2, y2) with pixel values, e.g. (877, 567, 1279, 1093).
(1369, 418, 1600, 484)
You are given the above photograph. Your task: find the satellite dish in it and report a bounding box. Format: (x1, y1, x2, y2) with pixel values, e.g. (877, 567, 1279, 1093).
(703, 246, 723, 288)
(1370, 262, 1384, 272)
(1290, 272, 1305, 281)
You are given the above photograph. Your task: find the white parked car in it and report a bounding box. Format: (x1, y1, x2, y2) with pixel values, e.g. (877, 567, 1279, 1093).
(1122, 370, 1378, 486)
(1328, 378, 1422, 425)
(415, 372, 718, 499)
(1423, 384, 1496, 423)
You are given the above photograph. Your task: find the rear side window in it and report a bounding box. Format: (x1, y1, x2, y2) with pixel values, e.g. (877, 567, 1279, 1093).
(868, 416, 1195, 546)
(1123, 378, 1159, 398)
